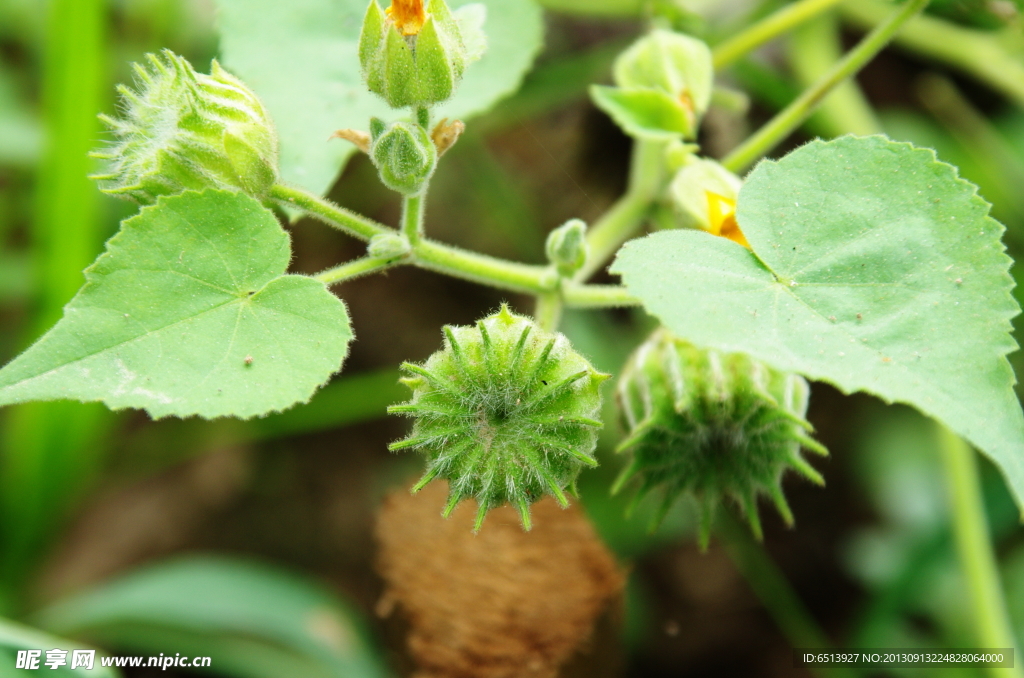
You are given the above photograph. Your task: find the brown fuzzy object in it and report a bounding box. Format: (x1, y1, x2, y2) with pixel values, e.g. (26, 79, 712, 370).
(375, 481, 626, 678)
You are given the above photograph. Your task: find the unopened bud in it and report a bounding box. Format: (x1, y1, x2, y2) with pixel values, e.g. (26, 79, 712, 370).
(614, 29, 713, 120)
(359, 0, 486, 110)
(545, 219, 588, 278)
(369, 119, 437, 195)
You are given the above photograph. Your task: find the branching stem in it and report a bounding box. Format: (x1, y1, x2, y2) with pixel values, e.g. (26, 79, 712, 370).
(577, 139, 666, 281)
(722, 0, 929, 172)
(270, 183, 392, 241)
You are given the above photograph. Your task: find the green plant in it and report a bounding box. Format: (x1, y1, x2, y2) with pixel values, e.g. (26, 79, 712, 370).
(3, 0, 1024, 673)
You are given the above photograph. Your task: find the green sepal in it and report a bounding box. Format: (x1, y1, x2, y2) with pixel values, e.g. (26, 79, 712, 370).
(414, 16, 457, 106)
(590, 85, 694, 140)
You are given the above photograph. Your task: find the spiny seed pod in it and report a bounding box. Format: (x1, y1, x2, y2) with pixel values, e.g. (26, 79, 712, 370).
(388, 305, 609, 531)
(669, 157, 748, 247)
(615, 328, 827, 548)
(369, 118, 437, 195)
(359, 0, 486, 109)
(546, 219, 588, 278)
(91, 50, 278, 204)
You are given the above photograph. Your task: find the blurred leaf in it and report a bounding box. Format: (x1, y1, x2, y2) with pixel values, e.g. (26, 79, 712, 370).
(0, 190, 353, 419)
(0, 616, 121, 677)
(35, 556, 384, 678)
(0, 253, 31, 302)
(215, 0, 543, 199)
(613, 136, 1024, 510)
(590, 85, 693, 140)
(0, 83, 42, 168)
(532, 0, 643, 16)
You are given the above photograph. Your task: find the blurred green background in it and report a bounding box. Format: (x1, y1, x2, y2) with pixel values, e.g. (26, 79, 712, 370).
(2, 0, 1024, 676)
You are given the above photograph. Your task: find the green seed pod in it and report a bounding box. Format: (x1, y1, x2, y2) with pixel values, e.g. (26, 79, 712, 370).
(388, 305, 610, 531)
(613, 29, 713, 124)
(358, 0, 486, 110)
(91, 50, 278, 205)
(615, 328, 827, 548)
(369, 119, 437, 195)
(545, 219, 588, 278)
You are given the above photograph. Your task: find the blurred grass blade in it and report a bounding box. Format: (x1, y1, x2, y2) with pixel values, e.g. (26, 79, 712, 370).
(0, 0, 111, 608)
(0, 616, 122, 677)
(35, 556, 387, 678)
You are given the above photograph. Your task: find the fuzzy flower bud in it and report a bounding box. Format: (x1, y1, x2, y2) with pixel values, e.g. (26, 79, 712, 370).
(359, 0, 486, 110)
(369, 118, 437, 195)
(545, 219, 588, 278)
(615, 329, 827, 548)
(388, 305, 610, 531)
(590, 30, 713, 141)
(614, 29, 713, 121)
(669, 158, 748, 247)
(91, 50, 278, 204)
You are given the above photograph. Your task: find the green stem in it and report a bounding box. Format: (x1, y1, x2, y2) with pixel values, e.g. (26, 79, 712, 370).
(787, 13, 881, 137)
(719, 513, 859, 678)
(938, 425, 1022, 673)
(577, 139, 666, 281)
(270, 183, 392, 241)
(841, 0, 1024, 109)
(561, 283, 639, 308)
(712, 0, 846, 70)
(279, 186, 639, 306)
(534, 291, 563, 332)
(316, 256, 400, 286)
(411, 239, 553, 294)
(723, 0, 929, 173)
(402, 192, 426, 245)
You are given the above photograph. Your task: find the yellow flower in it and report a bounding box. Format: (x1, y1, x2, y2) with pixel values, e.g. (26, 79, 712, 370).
(705, 191, 749, 248)
(386, 0, 426, 36)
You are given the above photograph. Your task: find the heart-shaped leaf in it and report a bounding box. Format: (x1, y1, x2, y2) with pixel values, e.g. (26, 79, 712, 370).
(0, 190, 352, 419)
(612, 136, 1024, 508)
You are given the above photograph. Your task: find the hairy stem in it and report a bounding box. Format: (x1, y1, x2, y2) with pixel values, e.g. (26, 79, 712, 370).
(577, 139, 666, 281)
(278, 185, 640, 307)
(723, 0, 929, 173)
(316, 256, 401, 286)
(403, 192, 427, 245)
(270, 183, 392, 241)
(411, 239, 552, 294)
(938, 425, 1022, 674)
(712, 0, 845, 70)
(534, 291, 564, 332)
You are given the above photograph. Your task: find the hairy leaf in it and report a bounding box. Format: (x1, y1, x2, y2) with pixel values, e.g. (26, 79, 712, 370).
(215, 0, 543, 199)
(613, 136, 1024, 508)
(0, 190, 352, 419)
